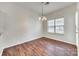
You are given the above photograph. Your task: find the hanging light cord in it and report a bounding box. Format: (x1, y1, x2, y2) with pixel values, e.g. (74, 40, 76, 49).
(42, 2, 43, 17)
(38, 2, 48, 21)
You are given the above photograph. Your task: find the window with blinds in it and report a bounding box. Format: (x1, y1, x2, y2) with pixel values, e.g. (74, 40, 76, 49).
(47, 18, 64, 34)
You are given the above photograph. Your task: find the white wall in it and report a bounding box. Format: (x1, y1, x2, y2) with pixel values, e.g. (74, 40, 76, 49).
(43, 4, 76, 45)
(77, 3, 79, 56)
(78, 4, 79, 56)
(0, 3, 42, 50)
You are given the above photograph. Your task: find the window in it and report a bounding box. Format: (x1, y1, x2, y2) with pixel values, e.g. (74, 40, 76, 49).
(47, 17, 64, 34)
(55, 18, 64, 33)
(48, 20, 54, 33)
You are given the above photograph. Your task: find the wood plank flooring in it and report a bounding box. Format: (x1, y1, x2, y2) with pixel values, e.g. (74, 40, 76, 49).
(2, 37, 77, 56)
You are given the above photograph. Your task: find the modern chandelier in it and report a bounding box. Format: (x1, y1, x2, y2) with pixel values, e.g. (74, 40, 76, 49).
(39, 2, 49, 21)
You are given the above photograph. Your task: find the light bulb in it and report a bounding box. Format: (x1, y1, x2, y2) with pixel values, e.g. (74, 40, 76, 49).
(43, 16, 47, 21)
(38, 16, 47, 21)
(38, 17, 41, 21)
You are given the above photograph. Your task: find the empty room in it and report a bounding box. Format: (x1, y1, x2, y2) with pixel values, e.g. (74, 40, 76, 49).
(0, 2, 78, 56)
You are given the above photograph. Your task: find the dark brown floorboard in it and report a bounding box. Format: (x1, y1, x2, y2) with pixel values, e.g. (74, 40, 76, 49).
(2, 37, 77, 56)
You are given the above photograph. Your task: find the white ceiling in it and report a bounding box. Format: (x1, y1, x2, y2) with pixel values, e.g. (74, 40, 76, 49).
(16, 2, 75, 15)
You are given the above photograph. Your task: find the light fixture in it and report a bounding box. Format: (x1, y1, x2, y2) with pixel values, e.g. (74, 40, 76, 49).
(39, 2, 49, 21)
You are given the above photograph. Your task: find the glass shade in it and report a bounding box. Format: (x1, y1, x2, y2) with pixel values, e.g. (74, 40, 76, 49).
(39, 16, 47, 21)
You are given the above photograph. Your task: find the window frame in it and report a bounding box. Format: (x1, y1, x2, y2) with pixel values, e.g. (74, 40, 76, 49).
(47, 17, 64, 34)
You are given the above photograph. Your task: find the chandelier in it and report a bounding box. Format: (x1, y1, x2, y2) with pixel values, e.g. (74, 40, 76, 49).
(39, 2, 49, 21)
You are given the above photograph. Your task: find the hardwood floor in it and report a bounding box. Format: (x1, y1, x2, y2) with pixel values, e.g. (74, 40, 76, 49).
(2, 37, 77, 56)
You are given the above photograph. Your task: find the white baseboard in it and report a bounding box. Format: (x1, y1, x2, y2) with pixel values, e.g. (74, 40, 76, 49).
(44, 36, 76, 45)
(3, 36, 42, 49)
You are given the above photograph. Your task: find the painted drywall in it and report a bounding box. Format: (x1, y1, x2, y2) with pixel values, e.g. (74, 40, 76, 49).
(78, 5, 79, 56)
(0, 3, 42, 50)
(77, 3, 79, 56)
(43, 4, 76, 45)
